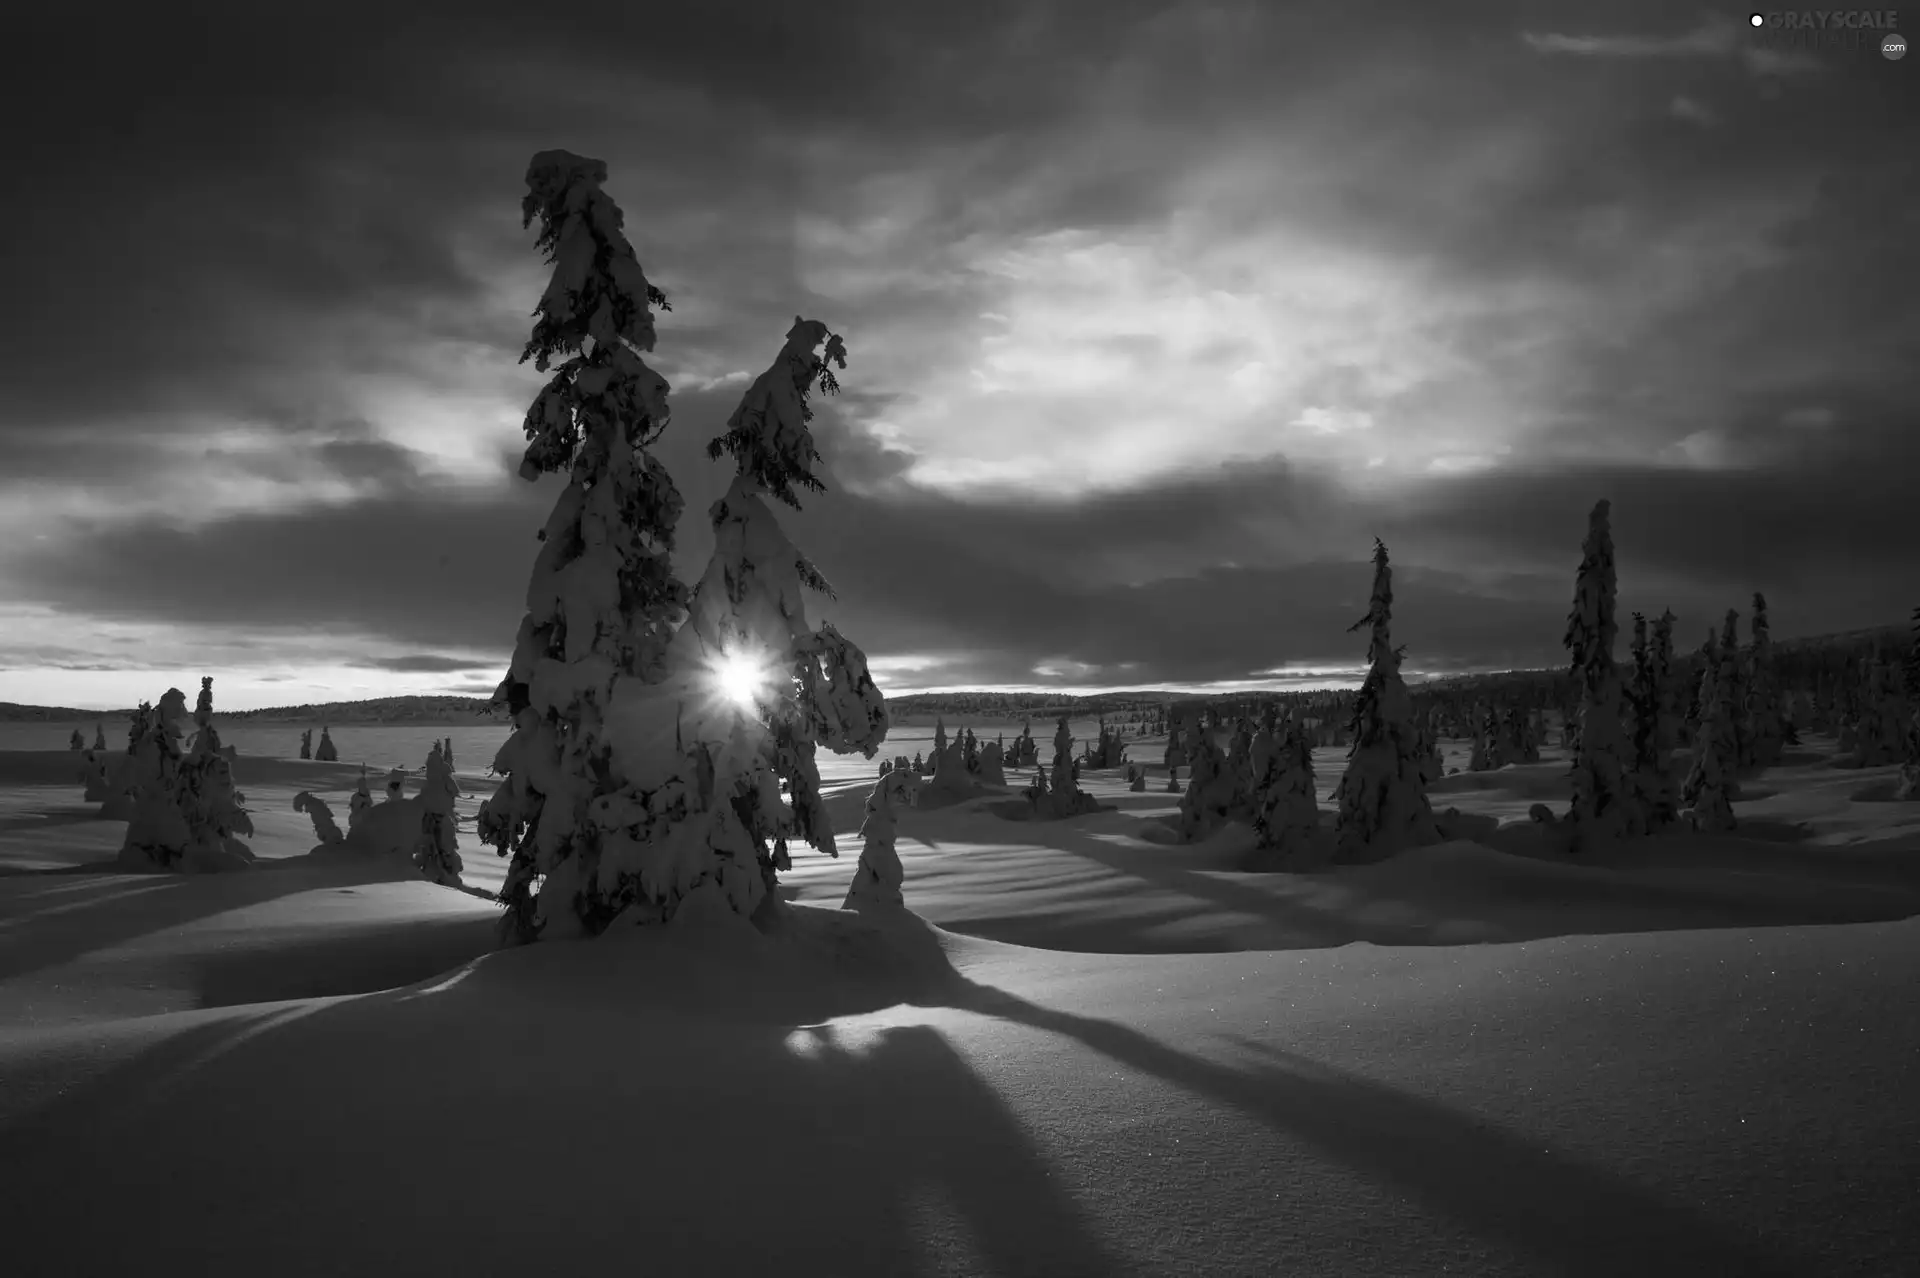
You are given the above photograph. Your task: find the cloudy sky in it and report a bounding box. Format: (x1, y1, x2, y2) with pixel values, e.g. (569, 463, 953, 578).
(2, 1, 1913, 710)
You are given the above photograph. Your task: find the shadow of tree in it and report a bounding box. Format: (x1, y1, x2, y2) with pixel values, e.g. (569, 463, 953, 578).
(936, 807, 1920, 953)
(933, 975, 1807, 1278)
(0, 901, 1867, 1277)
(0, 860, 455, 985)
(0, 920, 1133, 1277)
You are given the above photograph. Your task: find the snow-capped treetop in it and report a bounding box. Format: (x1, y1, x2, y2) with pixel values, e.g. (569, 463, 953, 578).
(1563, 499, 1618, 694)
(1750, 593, 1770, 655)
(705, 317, 847, 510)
(1350, 537, 1396, 668)
(514, 151, 677, 484)
(521, 149, 669, 369)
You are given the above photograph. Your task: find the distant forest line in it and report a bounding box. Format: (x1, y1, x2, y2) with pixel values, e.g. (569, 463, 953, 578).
(2, 620, 1906, 725)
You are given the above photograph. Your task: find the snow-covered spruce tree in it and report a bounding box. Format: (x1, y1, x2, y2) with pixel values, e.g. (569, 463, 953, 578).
(1331, 539, 1439, 861)
(122, 678, 255, 872)
(1176, 709, 1234, 839)
(1681, 642, 1740, 831)
(976, 737, 1008, 787)
(299, 728, 312, 760)
(1742, 592, 1784, 769)
(588, 317, 889, 931)
(1848, 657, 1910, 767)
(314, 725, 338, 761)
(1467, 709, 1492, 771)
(1034, 714, 1101, 819)
(1684, 629, 1718, 743)
(412, 743, 466, 887)
(1627, 613, 1677, 830)
(1251, 705, 1320, 860)
(1560, 500, 1648, 849)
(68, 729, 83, 751)
(92, 724, 106, 752)
(1718, 609, 1748, 770)
(1651, 610, 1683, 763)
(476, 151, 695, 941)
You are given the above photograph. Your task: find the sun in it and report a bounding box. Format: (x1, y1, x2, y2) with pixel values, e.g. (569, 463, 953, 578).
(711, 647, 771, 710)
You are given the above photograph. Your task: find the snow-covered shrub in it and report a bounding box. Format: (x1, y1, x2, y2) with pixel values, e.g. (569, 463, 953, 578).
(294, 790, 345, 849)
(843, 769, 915, 908)
(120, 678, 255, 873)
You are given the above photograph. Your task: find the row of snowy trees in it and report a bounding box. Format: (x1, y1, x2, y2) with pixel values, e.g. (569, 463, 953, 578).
(1164, 498, 1917, 865)
(474, 151, 889, 944)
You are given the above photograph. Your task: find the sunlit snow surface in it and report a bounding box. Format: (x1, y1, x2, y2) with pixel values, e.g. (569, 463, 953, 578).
(1, 732, 1917, 1276)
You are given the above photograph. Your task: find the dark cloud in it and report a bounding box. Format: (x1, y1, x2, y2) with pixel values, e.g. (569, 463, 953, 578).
(349, 655, 499, 675)
(1, 0, 1913, 696)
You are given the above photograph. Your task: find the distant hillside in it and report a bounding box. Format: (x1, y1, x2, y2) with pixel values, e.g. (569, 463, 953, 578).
(885, 691, 1181, 721)
(0, 695, 499, 724)
(0, 702, 134, 723)
(226, 696, 500, 723)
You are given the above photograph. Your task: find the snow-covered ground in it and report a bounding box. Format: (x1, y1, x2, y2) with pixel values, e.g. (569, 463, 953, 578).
(1, 733, 1916, 1275)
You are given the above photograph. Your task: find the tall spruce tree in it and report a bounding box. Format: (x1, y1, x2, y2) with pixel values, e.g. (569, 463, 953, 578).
(1743, 592, 1784, 768)
(1331, 539, 1438, 860)
(477, 151, 693, 942)
(596, 318, 890, 921)
(1562, 499, 1648, 848)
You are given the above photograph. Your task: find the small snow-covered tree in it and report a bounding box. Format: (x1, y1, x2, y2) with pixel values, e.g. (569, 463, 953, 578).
(348, 766, 373, 825)
(1682, 642, 1740, 830)
(122, 679, 255, 872)
(1030, 714, 1101, 819)
(68, 729, 83, 751)
(1627, 613, 1677, 830)
(476, 151, 694, 941)
(843, 769, 914, 908)
(587, 318, 889, 932)
(1718, 609, 1748, 770)
(1467, 709, 1493, 772)
(294, 791, 345, 849)
(299, 728, 313, 760)
(1650, 610, 1683, 763)
(1561, 500, 1647, 849)
(412, 743, 465, 887)
(1331, 539, 1439, 861)
(92, 724, 106, 752)
(1176, 709, 1234, 839)
(1251, 705, 1319, 858)
(1848, 658, 1910, 767)
(976, 738, 1007, 787)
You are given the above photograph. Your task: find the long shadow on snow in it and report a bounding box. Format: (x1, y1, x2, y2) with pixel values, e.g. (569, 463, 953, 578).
(0, 859, 463, 985)
(0, 911, 1135, 1278)
(941, 975, 1810, 1278)
(0, 905, 1815, 1278)
(939, 809, 1920, 953)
